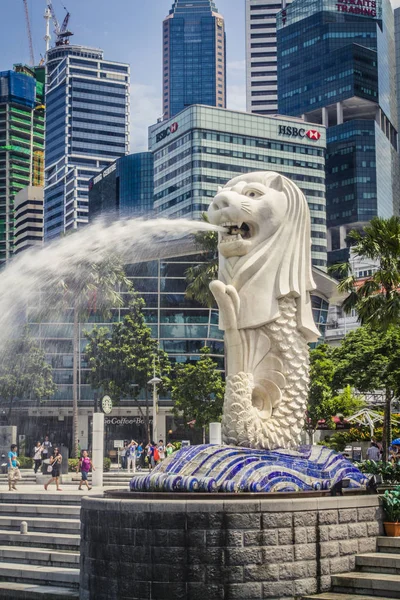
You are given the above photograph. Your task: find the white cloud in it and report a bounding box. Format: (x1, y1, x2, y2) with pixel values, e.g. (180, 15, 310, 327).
(130, 83, 162, 153)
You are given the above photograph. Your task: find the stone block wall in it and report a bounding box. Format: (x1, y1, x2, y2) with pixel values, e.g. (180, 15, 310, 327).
(80, 494, 383, 600)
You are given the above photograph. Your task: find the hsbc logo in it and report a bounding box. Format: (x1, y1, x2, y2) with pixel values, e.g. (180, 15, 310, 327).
(278, 125, 321, 141)
(306, 129, 321, 140)
(156, 122, 179, 143)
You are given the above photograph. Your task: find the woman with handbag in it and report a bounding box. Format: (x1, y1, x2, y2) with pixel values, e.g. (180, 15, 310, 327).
(44, 447, 63, 491)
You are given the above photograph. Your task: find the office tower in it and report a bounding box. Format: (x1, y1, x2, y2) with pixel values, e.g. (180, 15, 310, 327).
(44, 45, 129, 240)
(149, 104, 328, 268)
(0, 65, 44, 265)
(163, 0, 226, 119)
(277, 0, 400, 264)
(395, 8, 400, 132)
(14, 186, 44, 254)
(89, 153, 154, 219)
(246, 0, 290, 115)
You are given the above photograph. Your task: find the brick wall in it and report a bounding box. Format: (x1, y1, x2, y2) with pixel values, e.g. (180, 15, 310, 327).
(80, 495, 384, 600)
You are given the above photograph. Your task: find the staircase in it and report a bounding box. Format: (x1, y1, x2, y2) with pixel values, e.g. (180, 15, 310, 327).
(0, 491, 80, 599)
(0, 467, 138, 489)
(304, 536, 400, 600)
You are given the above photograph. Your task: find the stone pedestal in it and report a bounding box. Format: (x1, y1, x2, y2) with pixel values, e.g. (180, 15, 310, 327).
(91, 413, 104, 488)
(80, 493, 384, 600)
(0, 426, 16, 461)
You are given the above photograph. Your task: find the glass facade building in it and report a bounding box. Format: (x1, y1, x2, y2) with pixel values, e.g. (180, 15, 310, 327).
(88, 153, 154, 220)
(149, 104, 328, 268)
(163, 0, 226, 119)
(43, 45, 129, 240)
(245, 0, 291, 115)
(0, 65, 44, 266)
(277, 0, 400, 264)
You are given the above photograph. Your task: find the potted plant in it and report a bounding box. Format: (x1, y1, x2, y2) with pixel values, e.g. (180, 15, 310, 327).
(380, 485, 400, 536)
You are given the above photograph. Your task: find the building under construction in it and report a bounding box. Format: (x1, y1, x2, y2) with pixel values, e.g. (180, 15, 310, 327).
(0, 64, 45, 266)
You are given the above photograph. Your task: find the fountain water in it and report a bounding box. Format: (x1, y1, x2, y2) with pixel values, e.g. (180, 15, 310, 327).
(0, 216, 222, 356)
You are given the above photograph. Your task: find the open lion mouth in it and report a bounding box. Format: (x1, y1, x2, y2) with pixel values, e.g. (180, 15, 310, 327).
(220, 222, 252, 244)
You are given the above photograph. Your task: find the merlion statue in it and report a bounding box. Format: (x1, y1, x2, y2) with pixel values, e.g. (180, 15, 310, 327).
(208, 171, 320, 450)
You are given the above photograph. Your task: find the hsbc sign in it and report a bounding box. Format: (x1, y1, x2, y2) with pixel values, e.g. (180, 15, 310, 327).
(278, 125, 321, 141)
(156, 122, 179, 143)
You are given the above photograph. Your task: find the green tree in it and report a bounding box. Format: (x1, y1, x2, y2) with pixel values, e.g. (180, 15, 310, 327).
(85, 294, 171, 441)
(333, 326, 400, 461)
(171, 347, 225, 441)
(50, 254, 131, 458)
(0, 332, 56, 421)
(333, 216, 400, 328)
(185, 214, 218, 308)
(306, 344, 336, 439)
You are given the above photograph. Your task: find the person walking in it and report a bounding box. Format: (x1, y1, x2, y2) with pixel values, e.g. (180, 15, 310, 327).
(77, 450, 95, 491)
(44, 447, 63, 491)
(127, 440, 138, 474)
(7, 444, 20, 491)
(120, 442, 128, 470)
(33, 441, 43, 474)
(158, 440, 165, 462)
(366, 441, 381, 461)
(166, 442, 174, 457)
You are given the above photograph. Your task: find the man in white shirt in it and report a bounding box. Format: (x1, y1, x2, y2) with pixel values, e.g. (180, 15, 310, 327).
(127, 440, 138, 473)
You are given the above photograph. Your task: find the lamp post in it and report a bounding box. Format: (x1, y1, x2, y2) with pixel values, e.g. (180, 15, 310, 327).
(148, 374, 161, 443)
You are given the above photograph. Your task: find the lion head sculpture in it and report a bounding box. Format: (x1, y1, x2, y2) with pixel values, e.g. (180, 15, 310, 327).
(208, 171, 320, 343)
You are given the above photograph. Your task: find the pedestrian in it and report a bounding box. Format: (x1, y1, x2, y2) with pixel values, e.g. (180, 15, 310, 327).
(146, 441, 155, 470)
(44, 447, 63, 491)
(139, 442, 146, 469)
(33, 441, 43, 474)
(158, 439, 165, 461)
(366, 441, 381, 461)
(127, 440, 138, 474)
(136, 442, 143, 471)
(42, 436, 52, 462)
(77, 450, 95, 491)
(166, 442, 174, 457)
(120, 442, 128, 470)
(7, 444, 21, 491)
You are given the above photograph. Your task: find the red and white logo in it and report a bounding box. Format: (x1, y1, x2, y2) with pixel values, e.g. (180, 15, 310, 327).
(170, 122, 179, 133)
(306, 130, 321, 140)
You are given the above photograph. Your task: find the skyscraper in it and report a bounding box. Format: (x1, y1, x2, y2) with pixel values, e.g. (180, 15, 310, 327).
(277, 0, 400, 264)
(245, 0, 290, 115)
(163, 0, 226, 120)
(0, 64, 44, 265)
(44, 45, 130, 240)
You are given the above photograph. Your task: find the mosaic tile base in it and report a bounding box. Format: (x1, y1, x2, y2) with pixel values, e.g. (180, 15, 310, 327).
(130, 444, 368, 493)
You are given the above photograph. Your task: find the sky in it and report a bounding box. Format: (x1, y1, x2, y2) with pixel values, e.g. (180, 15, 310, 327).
(0, 0, 246, 152)
(1, 0, 399, 151)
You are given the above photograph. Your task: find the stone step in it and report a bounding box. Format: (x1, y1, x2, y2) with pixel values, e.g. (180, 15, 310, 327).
(0, 516, 80, 535)
(332, 572, 400, 598)
(0, 563, 79, 589)
(0, 582, 78, 599)
(0, 493, 81, 506)
(378, 537, 400, 554)
(0, 530, 79, 551)
(303, 593, 397, 600)
(0, 546, 79, 568)
(0, 504, 79, 519)
(357, 553, 400, 574)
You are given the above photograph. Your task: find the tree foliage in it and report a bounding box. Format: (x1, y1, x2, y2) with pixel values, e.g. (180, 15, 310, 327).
(171, 347, 225, 431)
(333, 216, 400, 328)
(0, 333, 56, 420)
(185, 214, 218, 308)
(85, 294, 171, 436)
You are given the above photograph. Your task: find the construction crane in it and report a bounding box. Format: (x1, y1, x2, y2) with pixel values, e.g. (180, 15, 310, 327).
(22, 0, 35, 66)
(46, 1, 73, 47)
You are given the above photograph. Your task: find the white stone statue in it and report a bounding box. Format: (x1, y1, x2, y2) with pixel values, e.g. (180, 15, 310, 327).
(208, 172, 320, 449)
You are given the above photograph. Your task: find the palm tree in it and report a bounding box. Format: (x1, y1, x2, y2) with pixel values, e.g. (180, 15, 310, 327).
(185, 214, 218, 309)
(331, 216, 400, 460)
(55, 255, 131, 458)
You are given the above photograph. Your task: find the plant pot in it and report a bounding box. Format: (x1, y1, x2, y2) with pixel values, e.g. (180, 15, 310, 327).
(384, 522, 400, 537)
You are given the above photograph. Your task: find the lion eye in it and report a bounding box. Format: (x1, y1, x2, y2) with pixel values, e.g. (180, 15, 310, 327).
(244, 190, 261, 198)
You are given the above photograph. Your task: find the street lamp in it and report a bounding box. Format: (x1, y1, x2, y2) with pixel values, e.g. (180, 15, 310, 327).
(148, 375, 161, 443)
